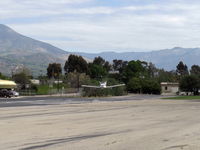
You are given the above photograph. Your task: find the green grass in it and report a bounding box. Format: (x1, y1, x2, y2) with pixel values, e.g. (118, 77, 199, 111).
(163, 96, 200, 100)
(36, 85, 50, 95)
(36, 83, 71, 95)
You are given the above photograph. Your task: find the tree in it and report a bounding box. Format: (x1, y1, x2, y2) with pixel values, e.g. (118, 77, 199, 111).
(64, 55, 88, 74)
(66, 72, 90, 88)
(93, 56, 105, 66)
(157, 69, 178, 83)
(176, 61, 189, 77)
(13, 70, 31, 89)
(127, 77, 161, 94)
(127, 77, 142, 93)
(113, 59, 128, 73)
(123, 60, 147, 83)
(87, 56, 112, 79)
(88, 64, 107, 79)
(141, 79, 161, 94)
(104, 61, 111, 72)
(47, 63, 62, 79)
(111, 60, 128, 81)
(179, 75, 200, 95)
(190, 65, 200, 75)
(148, 62, 158, 78)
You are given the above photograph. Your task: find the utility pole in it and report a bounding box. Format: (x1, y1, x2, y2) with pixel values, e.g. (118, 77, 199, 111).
(57, 73, 59, 93)
(77, 72, 80, 92)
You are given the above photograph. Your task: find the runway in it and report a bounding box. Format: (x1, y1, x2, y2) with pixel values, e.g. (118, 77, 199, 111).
(0, 94, 162, 107)
(1, 95, 200, 150)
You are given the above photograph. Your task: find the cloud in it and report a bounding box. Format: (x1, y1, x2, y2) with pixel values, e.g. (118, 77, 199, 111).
(2, 0, 200, 52)
(0, 0, 95, 19)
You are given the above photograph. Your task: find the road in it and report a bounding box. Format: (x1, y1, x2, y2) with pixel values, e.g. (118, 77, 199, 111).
(1, 95, 200, 150)
(0, 94, 163, 107)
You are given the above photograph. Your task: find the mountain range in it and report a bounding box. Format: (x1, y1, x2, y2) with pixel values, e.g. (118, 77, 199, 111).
(75, 47, 200, 71)
(0, 24, 200, 76)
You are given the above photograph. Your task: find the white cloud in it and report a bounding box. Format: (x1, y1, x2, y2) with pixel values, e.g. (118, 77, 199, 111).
(2, 0, 200, 52)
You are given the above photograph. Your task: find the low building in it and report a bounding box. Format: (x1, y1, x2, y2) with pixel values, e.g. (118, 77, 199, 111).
(30, 79, 40, 85)
(161, 82, 179, 95)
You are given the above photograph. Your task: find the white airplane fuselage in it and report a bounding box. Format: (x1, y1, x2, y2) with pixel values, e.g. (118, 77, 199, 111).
(100, 82, 107, 88)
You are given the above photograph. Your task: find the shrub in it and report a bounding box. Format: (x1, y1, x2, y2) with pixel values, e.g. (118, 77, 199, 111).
(141, 79, 161, 94)
(127, 77, 142, 93)
(127, 77, 161, 94)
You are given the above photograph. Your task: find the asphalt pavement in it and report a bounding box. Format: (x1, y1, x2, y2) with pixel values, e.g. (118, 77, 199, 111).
(0, 94, 164, 108)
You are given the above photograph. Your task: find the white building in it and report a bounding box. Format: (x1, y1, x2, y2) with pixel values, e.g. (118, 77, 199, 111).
(161, 82, 179, 95)
(30, 79, 40, 85)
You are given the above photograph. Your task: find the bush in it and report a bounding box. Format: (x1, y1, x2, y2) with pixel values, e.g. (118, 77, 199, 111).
(141, 79, 161, 94)
(127, 77, 142, 93)
(127, 77, 161, 94)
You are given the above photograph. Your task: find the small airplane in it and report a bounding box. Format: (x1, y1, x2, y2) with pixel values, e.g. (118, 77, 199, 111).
(82, 81, 125, 89)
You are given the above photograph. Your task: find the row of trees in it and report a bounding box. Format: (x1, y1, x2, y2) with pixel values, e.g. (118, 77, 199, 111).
(176, 61, 200, 95)
(47, 55, 163, 95)
(7, 53, 200, 96)
(46, 55, 200, 96)
(47, 57, 191, 84)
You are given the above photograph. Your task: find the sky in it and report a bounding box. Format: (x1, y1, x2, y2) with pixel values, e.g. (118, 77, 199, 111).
(1, 0, 200, 53)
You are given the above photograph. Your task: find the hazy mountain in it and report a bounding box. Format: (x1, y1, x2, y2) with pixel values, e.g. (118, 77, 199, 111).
(76, 47, 200, 70)
(0, 24, 69, 76)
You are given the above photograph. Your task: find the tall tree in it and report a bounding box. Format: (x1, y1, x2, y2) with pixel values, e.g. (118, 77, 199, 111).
(47, 63, 62, 79)
(157, 69, 178, 83)
(87, 56, 112, 79)
(13, 69, 31, 89)
(190, 65, 200, 75)
(93, 56, 105, 66)
(148, 62, 158, 78)
(88, 63, 107, 79)
(176, 61, 189, 77)
(123, 60, 147, 83)
(64, 55, 88, 74)
(180, 75, 200, 95)
(113, 59, 128, 73)
(104, 61, 111, 72)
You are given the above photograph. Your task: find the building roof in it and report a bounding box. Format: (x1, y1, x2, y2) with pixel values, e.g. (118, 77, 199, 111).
(161, 82, 179, 86)
(0, 80, 17, 88)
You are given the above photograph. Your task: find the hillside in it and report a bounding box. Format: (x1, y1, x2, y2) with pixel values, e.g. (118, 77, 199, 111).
(0, 24, 69, 76)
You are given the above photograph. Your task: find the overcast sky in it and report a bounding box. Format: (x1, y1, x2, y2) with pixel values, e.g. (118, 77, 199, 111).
(1, 0, 200, 53)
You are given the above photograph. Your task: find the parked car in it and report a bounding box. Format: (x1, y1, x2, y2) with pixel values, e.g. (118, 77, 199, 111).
(10, 90, 19, 97)
(0, 89, 19, 98)
(0, 89, 12, 98)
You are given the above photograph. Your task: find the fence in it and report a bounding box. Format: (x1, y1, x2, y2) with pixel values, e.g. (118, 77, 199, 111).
(18, 88, 79, 96)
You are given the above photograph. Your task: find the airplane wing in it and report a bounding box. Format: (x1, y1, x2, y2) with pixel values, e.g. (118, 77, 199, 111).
(81, 85, 101, 88)
(106, 84, 125, 88)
